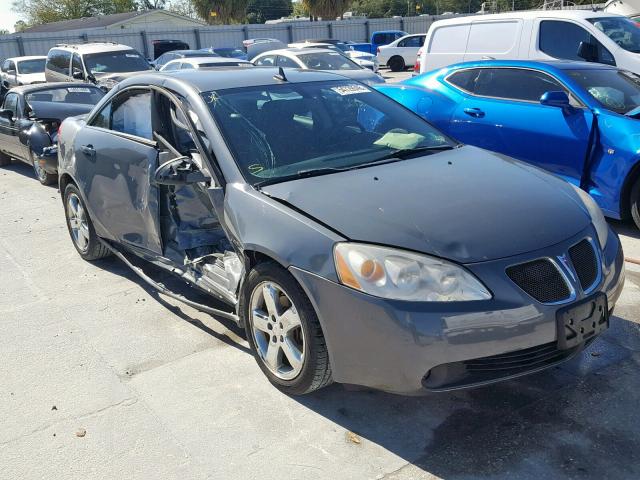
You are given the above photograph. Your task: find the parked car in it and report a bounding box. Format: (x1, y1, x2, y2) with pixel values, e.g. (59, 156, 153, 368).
(252, 48, 384, 85)
(1, 56, 47, 88)
(153, 49, 221, 70)
(200, 47, 248, 60)
(377, 60, 640, 229)
(289, 42, 380, 72)
(0, 83, 104, 184)
(57, 68, 623, 395)
(350, 30, 408, 55)
(160, 56, 252, 71)
(377, 34, 426, 71)
(45, 43, 153, 90)
(419, 10, 640, 75)
(152, 39, 190, 60)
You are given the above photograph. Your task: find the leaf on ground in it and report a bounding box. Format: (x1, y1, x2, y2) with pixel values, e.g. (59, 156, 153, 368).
(346, 431, 361, 444)
(75, 428, 86, 438)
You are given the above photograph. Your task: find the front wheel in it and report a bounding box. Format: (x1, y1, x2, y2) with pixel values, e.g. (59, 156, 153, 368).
(63, 183, 111, 261)
(631, 177, 640, 230)
(241, 262, 332, 395)
(31, 150, 57, 185)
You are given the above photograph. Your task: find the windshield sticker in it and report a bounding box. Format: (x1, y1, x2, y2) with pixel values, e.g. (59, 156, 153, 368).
(67, 87, 91, 93)
(125, 54, 141, 58)
(331, 85, 371, 96)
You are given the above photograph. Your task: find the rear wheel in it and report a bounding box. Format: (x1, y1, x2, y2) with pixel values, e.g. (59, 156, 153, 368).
(631, 177, 640, 230)
(63, 183, 111, 261)
(241, 261, 332, 395)
(0, 151, 10, 166)
(30, 150, 57, 185)
(388, 56, 405, 72)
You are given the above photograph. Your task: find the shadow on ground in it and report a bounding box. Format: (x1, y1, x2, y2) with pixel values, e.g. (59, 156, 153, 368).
(2, 161, 58, 188)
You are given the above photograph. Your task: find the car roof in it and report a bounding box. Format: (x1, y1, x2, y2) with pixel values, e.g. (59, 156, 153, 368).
(131, 68, 350, 92)
(6, 55, 47, 62)
(437, 59, 619, 73)
(168, 50, 219, 57)
(431, 9, 625, 26)
(8, 82, 101, 95)
(51, 42, 134, 54)
(256, 48, 335, 57)
(170, 57, 250, 65)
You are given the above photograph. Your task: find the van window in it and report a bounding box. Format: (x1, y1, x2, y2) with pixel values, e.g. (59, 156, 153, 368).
(450, 68, 566, 102)
(588, 17, 640, 54)
(429, 24, 470, 54)
(467, 21, 519, 54)
(539, 20, 615, 65)
(72, 53, 83, 75)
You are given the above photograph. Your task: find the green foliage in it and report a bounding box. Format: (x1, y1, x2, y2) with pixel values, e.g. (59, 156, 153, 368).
(12, 0, 139, 26)
(303, 0, 352, 20)
(247, 0, 293, 23)
(191, 0, 251, 23)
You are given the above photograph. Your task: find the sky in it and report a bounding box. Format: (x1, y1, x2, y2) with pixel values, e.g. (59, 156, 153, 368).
(0, 1, 23, 33)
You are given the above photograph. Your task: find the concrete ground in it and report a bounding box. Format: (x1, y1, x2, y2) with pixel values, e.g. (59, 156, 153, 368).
(1, 122, 640, 478)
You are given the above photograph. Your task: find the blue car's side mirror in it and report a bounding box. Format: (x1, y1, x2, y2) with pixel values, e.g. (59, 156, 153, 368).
(540, 91, 571, 109)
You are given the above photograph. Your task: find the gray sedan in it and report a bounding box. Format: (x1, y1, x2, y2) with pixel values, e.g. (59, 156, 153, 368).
(57, 68, 624, 395)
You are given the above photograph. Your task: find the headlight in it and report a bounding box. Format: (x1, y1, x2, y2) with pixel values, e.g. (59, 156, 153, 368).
(334, 243, 492, 302)
(572, 186, 608, 249)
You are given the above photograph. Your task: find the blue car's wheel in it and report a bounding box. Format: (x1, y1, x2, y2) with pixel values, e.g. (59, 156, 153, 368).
(631, 178, 640, 230)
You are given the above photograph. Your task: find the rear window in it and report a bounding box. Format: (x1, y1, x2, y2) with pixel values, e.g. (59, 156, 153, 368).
(429, 24, 470, 54)
(83, 50, 151, 74)
(17, 58, 46, 74)
(298, 52, 360, 71)
(26, 86, 105, 105)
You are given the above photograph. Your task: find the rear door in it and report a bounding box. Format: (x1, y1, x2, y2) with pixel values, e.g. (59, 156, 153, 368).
(74, 88, 162, 253)
(0, 92, 25, 158)
(448, 67, 594, 183)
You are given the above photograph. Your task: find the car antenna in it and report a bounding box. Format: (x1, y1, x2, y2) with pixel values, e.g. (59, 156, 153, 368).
(274, 66, 288, 82)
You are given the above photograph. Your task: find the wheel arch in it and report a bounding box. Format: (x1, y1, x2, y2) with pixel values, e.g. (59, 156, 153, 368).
(620, 159, 640, 219)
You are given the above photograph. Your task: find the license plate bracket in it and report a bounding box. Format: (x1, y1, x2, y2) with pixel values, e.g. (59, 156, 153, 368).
(556, 294, 608, 350)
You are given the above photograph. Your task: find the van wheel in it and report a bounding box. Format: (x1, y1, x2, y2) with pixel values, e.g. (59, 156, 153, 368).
(0, 151, 10, 166)
(388, 56, 405, 72)
(30, 150, 57, 185)
(63, 183, 111, 261)
(631, 177, 640, 230)
(240, 261, 332, 395)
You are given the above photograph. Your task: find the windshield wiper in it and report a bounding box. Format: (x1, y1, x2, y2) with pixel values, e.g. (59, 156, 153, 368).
(625, 105, 640, 117)
(255, 167, 348, 187)
(367, 144, 457, 163)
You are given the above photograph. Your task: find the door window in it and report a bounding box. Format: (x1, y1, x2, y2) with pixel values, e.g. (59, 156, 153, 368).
(449, 68, 567, 103)
(90, 90, 152, 140)
(72, 53, 83, 75)
(180, 62, 193, 70)
(6, 61, 16, 72)
(398, 36, 424, 48)
(539, 20, 615, 65)
(2, 93, 18, 116)
(255, 55, 276, 66)
(1, 60, 9, 72)
(276, 55, 299, 68)
(163, 61, 181, 71)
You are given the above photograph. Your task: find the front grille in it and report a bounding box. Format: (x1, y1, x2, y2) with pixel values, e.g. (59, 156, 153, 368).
(506, 259, 570, 303)
(463, 342, 571, 373)
(569, 239, 598, 292)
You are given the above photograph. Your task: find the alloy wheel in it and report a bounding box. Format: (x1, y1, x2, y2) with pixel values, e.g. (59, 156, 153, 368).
(249, 281, 306, 380)
(67, 193, 90, 253)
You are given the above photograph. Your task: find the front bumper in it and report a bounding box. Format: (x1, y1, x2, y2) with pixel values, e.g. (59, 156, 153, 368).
(290, 225, 625, 395)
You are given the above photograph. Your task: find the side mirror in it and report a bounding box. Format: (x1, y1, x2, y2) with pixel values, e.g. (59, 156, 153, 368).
(6, 69, 15, 75)
(0, 109, 14, 120)
(577, 41, 598, 62)
(72, 67, 85, 80)
(154, 156, 210, 186)
(540, 91, 571, 109)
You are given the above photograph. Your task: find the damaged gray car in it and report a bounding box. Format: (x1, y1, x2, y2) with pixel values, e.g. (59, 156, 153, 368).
(58, 68, 625, 395)
(0, 83, 104, 184)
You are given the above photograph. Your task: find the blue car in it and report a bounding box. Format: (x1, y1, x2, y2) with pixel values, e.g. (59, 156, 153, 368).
(377, 60, 640, 229)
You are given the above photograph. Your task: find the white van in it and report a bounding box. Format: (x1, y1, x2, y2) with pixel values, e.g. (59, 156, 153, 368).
(419, 10, 640, 74)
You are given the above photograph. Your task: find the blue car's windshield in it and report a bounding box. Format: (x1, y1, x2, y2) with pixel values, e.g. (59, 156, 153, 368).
(588, 17, 640, 53)
(204, 80, 455, 186)
(567, 68, 640, 114)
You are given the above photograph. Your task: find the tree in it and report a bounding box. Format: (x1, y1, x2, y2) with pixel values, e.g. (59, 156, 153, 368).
(191, 0, 250, 24)
(0, 29, 9, 35)
(246, 0, 293, 23)
(12, 0, 139, 26)
(14, 20, 28, 32)
(139, 0, 167, 8)
(166, 0, 199, 17)
(303, 0, 352, 19)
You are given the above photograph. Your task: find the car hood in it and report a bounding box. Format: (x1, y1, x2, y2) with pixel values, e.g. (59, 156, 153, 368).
(261, 146, 591, 263)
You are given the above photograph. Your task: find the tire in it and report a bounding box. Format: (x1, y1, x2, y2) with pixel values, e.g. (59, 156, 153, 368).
(63, 183, 112, 261)
(240, 261, 332, 395)
(30, 149, 57, 185)
(0, 151, 10, 166)
(631, 177, 640, 230)
(388, 56, 405, 72)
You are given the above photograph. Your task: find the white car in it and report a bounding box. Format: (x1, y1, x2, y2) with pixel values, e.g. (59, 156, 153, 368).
(376, 34, 426, 72)
(1, 56, 47, 88)
(252, 48, 384, 85)
(288, 41, 380, 72)
(160, 56, 252, 71)
(420, 10, 640, 75)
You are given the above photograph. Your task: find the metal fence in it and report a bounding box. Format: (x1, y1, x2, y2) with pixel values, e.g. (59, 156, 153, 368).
(0, 15, 456, 61)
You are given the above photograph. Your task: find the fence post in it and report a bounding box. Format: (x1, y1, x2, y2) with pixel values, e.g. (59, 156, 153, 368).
(16, 36, 25, 56)
(243, 25, 249, 41)
(194, 28, 202, 49)
(327, 22, 333, 39)
(287, 24, 293, 43)
(400, 17, 404, 32)
(364, 21, 370, 42)
(81, 32, 89, 43)
(140, 30, 149, 58)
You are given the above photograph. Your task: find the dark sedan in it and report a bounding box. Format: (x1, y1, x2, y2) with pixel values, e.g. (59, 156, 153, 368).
(57, 69, 624, 395)
(0, 83, 104, 184)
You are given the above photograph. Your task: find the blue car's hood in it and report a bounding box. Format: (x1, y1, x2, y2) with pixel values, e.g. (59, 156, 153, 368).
(262, 146, 591, 263)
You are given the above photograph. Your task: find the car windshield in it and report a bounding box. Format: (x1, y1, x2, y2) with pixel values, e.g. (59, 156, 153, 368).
(204, 80, 455, 186)
(567, 68, 640, 114)
(84, 50, 152, 74)
(298, 52, 360, 71)
(213, 48, 245, 58)
(17, 59, 45, 74)
(25, 86, 105, 105)
(589, 17, 640, 53)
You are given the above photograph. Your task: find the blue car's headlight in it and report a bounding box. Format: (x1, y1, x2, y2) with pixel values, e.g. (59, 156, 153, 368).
(334, 243, 491, 302)
(572, 186, 608, 249)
